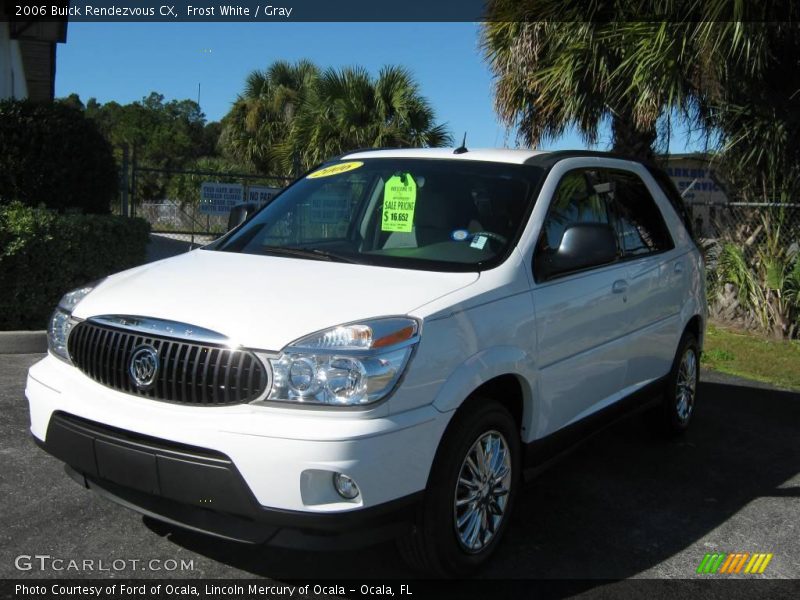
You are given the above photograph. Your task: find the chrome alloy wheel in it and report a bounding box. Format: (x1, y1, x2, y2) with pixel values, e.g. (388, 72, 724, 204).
(676, 347, 698, 423)
(453, 430, 512, 553)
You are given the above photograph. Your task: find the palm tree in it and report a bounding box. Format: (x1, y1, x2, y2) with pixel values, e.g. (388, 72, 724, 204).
(220, 60, 319, 174)
(482, 5, 800, 338)
(284, 65, 451, 170)
(705, 21, 800, 202)
(222, 61, 450, 176)
(480, 1, 779, 160)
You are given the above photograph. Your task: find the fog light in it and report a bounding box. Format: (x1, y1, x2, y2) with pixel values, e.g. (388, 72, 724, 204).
(333, 473, 360, 499)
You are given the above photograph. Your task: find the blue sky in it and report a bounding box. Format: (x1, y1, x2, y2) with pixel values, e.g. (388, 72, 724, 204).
(56, 22, 700, 153)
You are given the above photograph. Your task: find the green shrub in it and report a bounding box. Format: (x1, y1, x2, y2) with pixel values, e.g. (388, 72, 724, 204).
(0, 99, 118, 213)
(0, 203, 150, 330)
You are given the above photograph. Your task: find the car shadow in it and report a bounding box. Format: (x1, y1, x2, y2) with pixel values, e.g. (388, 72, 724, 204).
(144, 376, 800, 580)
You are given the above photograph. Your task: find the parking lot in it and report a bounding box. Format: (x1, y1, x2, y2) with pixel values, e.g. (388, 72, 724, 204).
(1, 353, 799, 584)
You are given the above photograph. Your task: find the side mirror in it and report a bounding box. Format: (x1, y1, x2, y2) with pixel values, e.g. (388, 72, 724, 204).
(227, 202, 258, 232)
(539, 223, 618, 280)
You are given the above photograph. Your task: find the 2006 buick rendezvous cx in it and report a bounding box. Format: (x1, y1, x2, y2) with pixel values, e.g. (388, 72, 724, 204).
(27, 148, 705, 575)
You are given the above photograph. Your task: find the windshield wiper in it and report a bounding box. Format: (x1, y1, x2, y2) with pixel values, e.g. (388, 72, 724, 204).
(260, 246, 361, 264)
(306, 248, 362, 264)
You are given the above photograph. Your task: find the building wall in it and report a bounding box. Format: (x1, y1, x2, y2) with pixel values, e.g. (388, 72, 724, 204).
(0, 22, 28, 100)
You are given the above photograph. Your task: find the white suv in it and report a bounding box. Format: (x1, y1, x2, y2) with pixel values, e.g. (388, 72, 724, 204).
(27, 148, 705, 575)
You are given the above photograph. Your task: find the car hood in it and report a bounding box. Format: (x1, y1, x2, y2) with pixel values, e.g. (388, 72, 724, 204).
(73, 249, 479, 350)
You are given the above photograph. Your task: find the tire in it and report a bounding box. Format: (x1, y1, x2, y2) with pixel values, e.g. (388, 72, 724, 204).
(397, 398, 521, 576)
(651, 331, 700, 435)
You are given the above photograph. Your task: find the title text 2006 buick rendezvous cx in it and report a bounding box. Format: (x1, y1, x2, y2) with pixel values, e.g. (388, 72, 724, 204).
(27, 148, 705, 575)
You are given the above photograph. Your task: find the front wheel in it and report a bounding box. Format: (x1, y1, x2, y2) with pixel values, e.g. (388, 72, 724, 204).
(397, 399, 521, 576)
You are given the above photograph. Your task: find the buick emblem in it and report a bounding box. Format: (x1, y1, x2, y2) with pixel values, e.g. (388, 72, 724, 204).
(129, 345, 159, 389)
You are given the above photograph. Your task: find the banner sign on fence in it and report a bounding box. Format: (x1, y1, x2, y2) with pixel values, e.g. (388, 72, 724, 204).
(246, 186, 281, 207)
(199, 182, 243, 214)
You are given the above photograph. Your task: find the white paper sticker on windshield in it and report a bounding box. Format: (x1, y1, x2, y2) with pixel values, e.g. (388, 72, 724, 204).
(470, 235, 487, 250)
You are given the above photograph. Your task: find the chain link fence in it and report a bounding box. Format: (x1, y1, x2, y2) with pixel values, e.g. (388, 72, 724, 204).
(686, 201, 800, 242)
(137, 201, 222, 262)
(123, 167, 293, 259)
(138, 200, 227, 242)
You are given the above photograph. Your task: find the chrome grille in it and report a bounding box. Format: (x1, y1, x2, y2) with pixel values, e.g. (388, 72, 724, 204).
(67, 320, 268, 405)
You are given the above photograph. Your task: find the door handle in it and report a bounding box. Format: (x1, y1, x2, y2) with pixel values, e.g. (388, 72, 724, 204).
(674, 261, 684, 274)
(612, 279, 629, 294)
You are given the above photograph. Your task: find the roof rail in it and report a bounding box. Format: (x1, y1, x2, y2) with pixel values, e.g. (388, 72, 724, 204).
(524, 150, 643, 166)
(332, 147, 400, 160)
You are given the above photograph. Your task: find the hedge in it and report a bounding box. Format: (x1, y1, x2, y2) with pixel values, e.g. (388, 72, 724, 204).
(0, 99, 118, 213)
(0, 203, 151, 330)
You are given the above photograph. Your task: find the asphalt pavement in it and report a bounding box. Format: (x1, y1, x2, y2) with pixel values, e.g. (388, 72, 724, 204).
(2, 354, 799, 587)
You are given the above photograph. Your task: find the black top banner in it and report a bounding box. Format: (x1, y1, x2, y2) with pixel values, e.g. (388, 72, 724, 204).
(5, 0, 484, 22)
(3, 0, 799, 23)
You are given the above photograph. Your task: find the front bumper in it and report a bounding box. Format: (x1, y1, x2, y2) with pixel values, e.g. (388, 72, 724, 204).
(26, 355, 450, 546)
(35, 412, 421, 547)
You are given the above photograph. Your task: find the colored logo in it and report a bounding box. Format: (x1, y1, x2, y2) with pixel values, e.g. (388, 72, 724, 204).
(129, 345, 159, 389)
(697, 552, 774, 574)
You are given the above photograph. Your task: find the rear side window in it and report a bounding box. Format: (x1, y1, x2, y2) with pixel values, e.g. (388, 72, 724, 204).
(646, 165, 696, 242)
(540, 170, 611, 251)
(603, 170, 674, 256)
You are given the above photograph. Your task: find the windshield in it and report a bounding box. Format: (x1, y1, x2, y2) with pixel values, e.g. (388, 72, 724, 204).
(212, 158, 542, 272)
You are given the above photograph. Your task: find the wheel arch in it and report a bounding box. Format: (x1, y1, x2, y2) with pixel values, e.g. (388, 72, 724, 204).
(431, 363, 533, 479)
(684, 313, 704, 348)
(424, 371, 529, 495)
(431, 345, 534, 434)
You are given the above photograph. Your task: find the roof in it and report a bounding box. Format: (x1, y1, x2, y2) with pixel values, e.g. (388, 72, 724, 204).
(339, 147, 647, 168)
(340, 147, 550, 164)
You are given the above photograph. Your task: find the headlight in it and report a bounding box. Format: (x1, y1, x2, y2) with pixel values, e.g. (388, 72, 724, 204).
(264, 317, 420, 407)
(47, 281, 101, 363)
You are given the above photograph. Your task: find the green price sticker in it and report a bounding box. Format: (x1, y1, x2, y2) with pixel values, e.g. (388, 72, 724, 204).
(382, 174, 417, 233)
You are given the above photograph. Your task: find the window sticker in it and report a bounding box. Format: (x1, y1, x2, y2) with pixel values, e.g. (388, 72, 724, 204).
(470, 235, 488, 250)
(306, 161, 364, 179)
(382, 174, 417, 233)
(450, 229, 470, 242)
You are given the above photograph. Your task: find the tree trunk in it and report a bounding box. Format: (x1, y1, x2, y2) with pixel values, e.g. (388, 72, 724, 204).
(611, 111, 657, 162)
